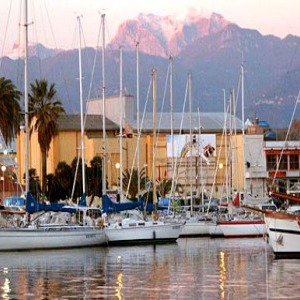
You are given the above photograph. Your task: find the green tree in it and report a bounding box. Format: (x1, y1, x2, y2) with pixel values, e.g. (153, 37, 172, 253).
(0, 77, 21, 144)
(28, 79, 65, 194)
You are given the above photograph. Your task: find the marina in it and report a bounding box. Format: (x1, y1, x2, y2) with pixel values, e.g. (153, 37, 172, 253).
(0, 1, 300, 299)
(0, 237, 299, 299)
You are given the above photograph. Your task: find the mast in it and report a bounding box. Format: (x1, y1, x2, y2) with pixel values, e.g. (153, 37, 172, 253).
(78, 16, 86, 195)
(232, 88, 240, 195)
(24, 0, 29, 194)
(168, 56, 177, 214)
(170, 56, 174, 170)
(152, 68, 157, 206)
(197, 107, 204, 210)
(136, 41, 140, 196)
(229, 90, 233, 199)
(241, 64, 245, 135)
(119, 46, 123, 202)
(241, 63, 247, 202)
(101, 14, 106, 195)
(169, 55, 175, 206)
(223, 89, 229, 203)
(188, 72, 193, 214)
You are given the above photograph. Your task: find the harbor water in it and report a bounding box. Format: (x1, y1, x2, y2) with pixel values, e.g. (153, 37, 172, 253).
(0, 237, 299, 299)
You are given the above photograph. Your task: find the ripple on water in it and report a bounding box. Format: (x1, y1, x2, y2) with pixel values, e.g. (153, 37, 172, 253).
(0, 238, 300, 299)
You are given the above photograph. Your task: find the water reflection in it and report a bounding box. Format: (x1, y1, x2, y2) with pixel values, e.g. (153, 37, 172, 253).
(0, 238, 299, 299)
(219, 251, 226, 299)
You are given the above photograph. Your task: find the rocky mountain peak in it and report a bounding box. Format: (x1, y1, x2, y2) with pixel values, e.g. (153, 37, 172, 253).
(108, 12, 231, 57)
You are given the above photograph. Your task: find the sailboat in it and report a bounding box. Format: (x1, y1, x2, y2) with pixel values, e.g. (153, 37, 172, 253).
(103, 52, 182, 244)
(245, 91, 300, 257)
(0, 7, 107, 251)
(177, 72, 212, 237)
(259, 192, 300, 258)
(209, 64, 266, 238)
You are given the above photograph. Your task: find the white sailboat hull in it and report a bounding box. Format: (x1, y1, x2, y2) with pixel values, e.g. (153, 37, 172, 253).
(209, 220, 265, 237)
(265, 215, 300, 258)
(180, 221, 210, 236)
(0, 226, 107, 251)
(105, 222, 183, 245)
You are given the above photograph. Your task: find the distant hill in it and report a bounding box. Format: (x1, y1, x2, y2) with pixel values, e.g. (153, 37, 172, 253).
(1, 12, 300, 128)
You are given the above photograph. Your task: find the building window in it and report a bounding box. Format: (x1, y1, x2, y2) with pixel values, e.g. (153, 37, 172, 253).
(290, 154, 299, 170)
(266, 155, 277, 170)
(278, 155, 288, 170)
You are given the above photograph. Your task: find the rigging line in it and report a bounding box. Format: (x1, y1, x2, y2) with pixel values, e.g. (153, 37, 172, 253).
(80, 25, 91, 129)
(14, 0, 23, 89)
(207, 100, 230, 214)
(30, 0, 43, 78)
(71, 154, 81, 201)
(141, 77, 156, 208)
(125, 77, 152, 199)
(156, 62, 170, 139)
(271, 89, 300, 189)
(233, 88, 240, 190)
(42, 0, 74, 112)
(42, 0, 58, 48)
(81, 23, 94, 70)
(0, 0, 13, 71)
(170, 79, 189, 199)
(84, 17, 103, 129)
(87, 16, 102, 100)
(61, 20, 78, 114)
(235, 72, 241, 111)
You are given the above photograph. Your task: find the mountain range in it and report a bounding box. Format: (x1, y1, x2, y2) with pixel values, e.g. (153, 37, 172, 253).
(1, 12, 300, 128)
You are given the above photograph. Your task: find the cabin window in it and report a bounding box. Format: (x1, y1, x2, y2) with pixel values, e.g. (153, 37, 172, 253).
(266, 155, 276, 170)
(278, 155, 287, 170)
(289, 154, 299, 170)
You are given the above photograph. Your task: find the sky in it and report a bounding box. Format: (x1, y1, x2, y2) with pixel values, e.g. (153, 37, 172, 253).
(1, 0, 300, 54)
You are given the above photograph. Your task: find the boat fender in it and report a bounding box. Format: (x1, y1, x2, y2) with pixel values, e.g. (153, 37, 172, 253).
(98, 219, 104, 229)
(152, 212, 158, 221)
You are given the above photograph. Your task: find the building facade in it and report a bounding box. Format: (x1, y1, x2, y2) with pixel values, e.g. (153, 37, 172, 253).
(16, 94, 246, 200)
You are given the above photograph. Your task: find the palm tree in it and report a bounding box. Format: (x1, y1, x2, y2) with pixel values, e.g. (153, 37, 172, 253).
(29, 79, 65, 194)
(0, 77, 21, 144)
(55, 161, 73, 198)
(87, 156, 103, 197)
(156, 178, 183, 199)
(121, 167, 148, 200)
(23, 168, 42, 200)
(87, 156, 103, 206)
(70, 156, 85, 199)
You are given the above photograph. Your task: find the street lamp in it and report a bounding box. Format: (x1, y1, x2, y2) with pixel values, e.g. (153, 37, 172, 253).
(218, 163, 224, 198)
(1, 165, 6, 202)
(115, 163, 120, 200)
(144, 163, 148, 190)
